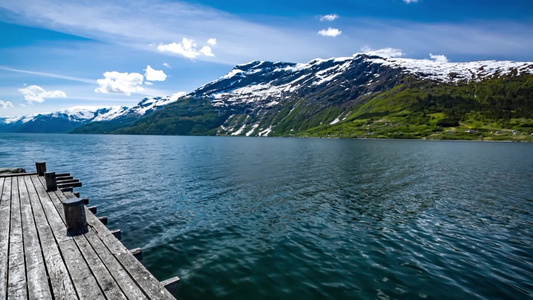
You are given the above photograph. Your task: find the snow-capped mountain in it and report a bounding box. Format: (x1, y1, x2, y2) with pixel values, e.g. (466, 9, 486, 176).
(124, 92, 186, 117)
(0, 93, 186, 133)
(115, 54, 532, 137)
(2, 54, 531, 136)
(190, 54, 532, 109)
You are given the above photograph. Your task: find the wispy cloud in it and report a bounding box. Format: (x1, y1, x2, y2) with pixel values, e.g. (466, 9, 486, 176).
(0, 66, 95, 84)
(318, 27, 342, 37)
(0, 100, 14, 109)
(95, 72, 144, 95)
(360, 46, 404, 58)
(429, 53, 448, 63)
(162, 62, 171, 68)
(403, 0, 419, 3)
(320, 14, 339, 22)
(207, 38, 217, 45)
(144, 65, 167, 81)
(19, 85, 67, 104)
(0, 0, 530, 64)
(0, 0, 336, 64)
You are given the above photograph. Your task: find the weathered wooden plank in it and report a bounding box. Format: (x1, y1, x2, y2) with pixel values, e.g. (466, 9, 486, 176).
(57, 182, 82, 189)
(19, 176, 53, 299)
(8, 176, 28, 299)
(78, 204, 176, 299)
(58, 192, 175, 299)
(58, 192, 149, 300)
(56, 179, 79, 185)
(0, 177, 11, 299)
(0, 172, 38, 178)
(48, 191, 127, 300)
(35, 177, 175, 299)
(55, 173, 71, 177)
(24, 175, 78, 300)
(0, 177, 4, 203)
(31, 176, 106, 300)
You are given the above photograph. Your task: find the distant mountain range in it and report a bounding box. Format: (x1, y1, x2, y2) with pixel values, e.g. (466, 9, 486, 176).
(0, 92, 185, 133)
(2, 54, 532, 140)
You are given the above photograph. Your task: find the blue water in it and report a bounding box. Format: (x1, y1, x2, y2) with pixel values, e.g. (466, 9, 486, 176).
(1, 134, 532, 299)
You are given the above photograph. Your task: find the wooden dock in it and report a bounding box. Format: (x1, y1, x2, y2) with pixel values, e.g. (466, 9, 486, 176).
(0, 167, 178, 299)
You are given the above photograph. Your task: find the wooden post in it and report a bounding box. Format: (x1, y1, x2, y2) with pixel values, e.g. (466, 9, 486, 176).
(35, 162, 47, 176)
(161, 276, 181, 296)
(44, 172, 57, 191)
(87, 206, 97, 214)
(61, 198, 88, 236)
(98, 216, 108, 226)
(111, 229, 122, 240)
(130, 248, 143, 261)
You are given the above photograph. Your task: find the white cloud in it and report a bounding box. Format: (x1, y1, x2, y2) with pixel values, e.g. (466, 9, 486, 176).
(320, 14, 339, 22)
(360, 46, 405, 58)
(95, 71, 144, 95)
(0, 100, 14, 109)
(429, 53, 449, 63)
(199, 46, 214, 57)
(163, 62, 171, 68)
(145, 81, 153, 85)
(19, 85, 67, 104)
(157, 37, 215, 59)
(1, 0, 531, 65)
(144, 65, 167, 81)
(158, 38, 197, 59)
(403, 0, 419, 3)
(207, 38, 217, 45)
(318, 27, 342, 37)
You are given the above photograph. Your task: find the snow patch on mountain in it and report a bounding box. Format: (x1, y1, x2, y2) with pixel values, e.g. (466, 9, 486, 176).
(370, 57, 533, 83)
(3, 106, 125, 124)
(127, 92, 186, 116)
(1, 92, 187, 127)
(194, 54, 533, 111)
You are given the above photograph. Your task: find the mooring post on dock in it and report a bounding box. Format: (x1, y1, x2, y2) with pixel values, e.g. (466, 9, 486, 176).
(88, 206, 97, 214)
(98, 216, 108, 226)
(36, 162, 47, 176)
(130, 247, 143, 261)
(45, 172, 57, 191)
(162, 276, 181, 296)
(62, 198, 88, 235)
(111, 229, 122, 240)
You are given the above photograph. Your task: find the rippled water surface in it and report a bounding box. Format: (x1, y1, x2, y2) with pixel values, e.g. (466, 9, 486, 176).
(1, 134, 532, 299)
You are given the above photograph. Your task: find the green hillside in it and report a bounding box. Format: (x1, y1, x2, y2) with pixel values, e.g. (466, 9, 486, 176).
(80, 74, 533, 142)
(302, 75, 533, 141)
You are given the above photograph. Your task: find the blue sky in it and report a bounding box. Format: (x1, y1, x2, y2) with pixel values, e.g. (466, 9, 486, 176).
(0, 0, 531, 117)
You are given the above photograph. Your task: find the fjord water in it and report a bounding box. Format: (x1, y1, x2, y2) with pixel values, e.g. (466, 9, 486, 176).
(1, 134, 531, 299)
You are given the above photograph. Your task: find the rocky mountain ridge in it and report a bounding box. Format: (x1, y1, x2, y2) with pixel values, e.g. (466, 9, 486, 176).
(2, 54, 532, 140)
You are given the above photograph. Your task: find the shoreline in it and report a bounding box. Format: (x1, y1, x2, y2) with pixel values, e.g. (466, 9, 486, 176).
(1, 131, 532, 143)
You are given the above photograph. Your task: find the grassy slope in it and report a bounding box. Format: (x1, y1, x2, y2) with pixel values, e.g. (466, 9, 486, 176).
(89, 74, 533, 141)
(303, 75, 533, 141)
(113, 97, 232, 135)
